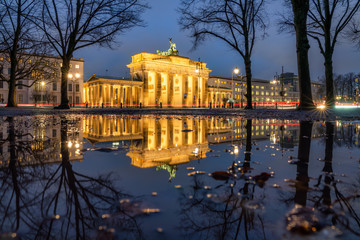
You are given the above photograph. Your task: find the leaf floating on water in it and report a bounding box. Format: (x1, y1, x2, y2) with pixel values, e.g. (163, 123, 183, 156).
(157, 227, 163, 233)
(211, 171, 231, 180)
(188, 171, 206, 176)
(152, 192, 158, 196)
(174, 185, 182, 189)
(272, 184, 281, 188)
(102, 214, 110, 219)
(186, 167, 195, 170)
(244, 200, 265, 211)
(253, 172, 271, 188)
(285, 205, 323, 235)
(142, 208, 160, 214)
(204, 185, 211, 190)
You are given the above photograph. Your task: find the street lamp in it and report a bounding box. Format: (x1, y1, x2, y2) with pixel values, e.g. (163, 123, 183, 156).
(68, 73, 80, 107)
(232, 67, 239, 108)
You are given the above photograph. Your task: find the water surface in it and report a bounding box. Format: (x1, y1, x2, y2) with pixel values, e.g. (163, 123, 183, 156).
(0, 115, 359, 239)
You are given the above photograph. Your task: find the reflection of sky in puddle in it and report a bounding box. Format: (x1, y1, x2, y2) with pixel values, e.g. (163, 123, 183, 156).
(0, 115, 360, 239)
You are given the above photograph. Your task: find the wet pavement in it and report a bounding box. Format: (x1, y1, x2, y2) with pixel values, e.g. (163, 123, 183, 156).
(0, 115, 359, 239)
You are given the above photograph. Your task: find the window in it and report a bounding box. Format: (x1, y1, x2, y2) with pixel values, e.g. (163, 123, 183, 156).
(18, 81, 22, 89)
(18, 94, 23, 103)
(53, 83, 57, 91)
(27, 59, 31, 64)
(76, 96, 80, 104)
(68, 84, 72, 91)
(76, 84, 79, 92)
(52, 129, 57, 137)
(75, 64, 79, 69)
(0, 57, 3, 61)
(69, 96, 72, 104)
(0, 93, 4, 102)
(8, 68, 11, 74)
(0, 81, 3, 88)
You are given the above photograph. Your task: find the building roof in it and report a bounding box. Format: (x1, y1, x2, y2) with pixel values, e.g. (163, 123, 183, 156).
(210, 75, 271, 83)
(85, 74, 141, 83)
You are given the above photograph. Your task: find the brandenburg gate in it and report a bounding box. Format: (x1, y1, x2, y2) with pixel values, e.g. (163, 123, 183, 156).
(83, 40, 211, 107)
(127, 40, 212, 107)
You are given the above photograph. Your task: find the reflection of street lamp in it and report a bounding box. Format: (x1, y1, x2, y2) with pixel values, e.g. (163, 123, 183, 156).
(68, 73, 80, 107)
(232, 68, 239, 108)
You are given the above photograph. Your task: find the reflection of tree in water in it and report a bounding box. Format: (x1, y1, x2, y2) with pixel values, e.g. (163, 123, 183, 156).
(0, 116, 57, 235)
(0, 116, 144, 239)
(179, 119, 267, 240)
(284, 121, 360, 237)
(333, 121, 360, 148)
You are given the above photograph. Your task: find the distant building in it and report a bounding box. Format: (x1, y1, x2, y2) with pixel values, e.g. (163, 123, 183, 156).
(209, 73, 323, 107)
(0, 55, 84, 106)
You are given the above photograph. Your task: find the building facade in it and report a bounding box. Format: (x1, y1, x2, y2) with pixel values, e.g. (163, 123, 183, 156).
(127, 52, 211, 107)
(0, 55, 84, 106)
(209, 74, 323, 108)
(83, 75, 143, 107)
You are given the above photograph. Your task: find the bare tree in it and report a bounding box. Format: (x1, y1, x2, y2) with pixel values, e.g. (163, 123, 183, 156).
(307, 0, 360, 108)
(0, 0, 51, 107)
(290, 0, 316, 110)
(179, 0, 267, 109)
(38, 0, 147, 109)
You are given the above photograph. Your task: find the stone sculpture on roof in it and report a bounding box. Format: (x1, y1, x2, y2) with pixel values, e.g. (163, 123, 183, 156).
(157, 38, 179, 56)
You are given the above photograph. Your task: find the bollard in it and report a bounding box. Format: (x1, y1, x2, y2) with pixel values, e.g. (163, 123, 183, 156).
(210, 102, 212, 109)
(254, 103, 256, 109)
(275, 103, 277, 109)
(140, 102, 142, 108)
(160, 102, 162, 108)
(120, 103, 122, 108)
(102, 103, 104, 108)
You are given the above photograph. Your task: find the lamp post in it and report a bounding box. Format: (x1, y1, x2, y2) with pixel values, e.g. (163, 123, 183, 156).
(232, 67, 239, 108)
(68, 73, 80, 108)
(41, 81, 46, 106)
(196, 58, 203, 108)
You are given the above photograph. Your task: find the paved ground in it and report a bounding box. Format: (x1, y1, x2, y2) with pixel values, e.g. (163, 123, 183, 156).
(1, 106, 360, 121)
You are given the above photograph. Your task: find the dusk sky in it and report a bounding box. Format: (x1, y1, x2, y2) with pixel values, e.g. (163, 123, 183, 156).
(77, 0, 360, 82)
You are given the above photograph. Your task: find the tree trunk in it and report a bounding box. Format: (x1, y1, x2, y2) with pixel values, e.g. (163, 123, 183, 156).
(324, 54, 335, 108)
(7, 55, 18, 107)
(291, 0, 315, 110)
(244, 56, 253, 109)
(58, 58, 70, 109)
(7, 78, 17, 107)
